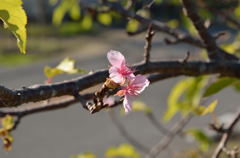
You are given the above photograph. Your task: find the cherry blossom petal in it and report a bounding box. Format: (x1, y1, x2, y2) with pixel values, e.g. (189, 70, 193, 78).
(130, 75, 150, 94)
(107, 50, 125, 67)
(109, 66, 124, 83)
(123, 95, 133, 113)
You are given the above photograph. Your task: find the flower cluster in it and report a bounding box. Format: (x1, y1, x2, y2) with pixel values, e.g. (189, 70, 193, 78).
(107, 50, 150, 113)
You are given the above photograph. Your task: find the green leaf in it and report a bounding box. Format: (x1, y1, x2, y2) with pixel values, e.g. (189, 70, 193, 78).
(137, 9, 150, 18)
(52, 0, 80, 26)
(234, 6, 240, 17)
(44, 57, 86, 78)
(155, 0, 163, 4)
(105, 144, 140, 158)
(187, 129, 212, 151)
(201, 100, 218, 115)
(1, 115, 14, 130)
(70, 152, 97, 158)
(164, 78, 191, 121)
(164, 76, 208, 121)
(126, 19, 139, 33)
(203, 77, 237, 97)
(131, 101, 152, 114)
(167, 19, 179, 28)
(185, 76, 208, 107)
(0, 0, 27, 54)
(69, 4, 81, 21)
(193, 100, 218, 116)
(181, 15, 198, 35)
(49, 0, 59, 5)
(81, 15, 93, 30)
(97, 13, 112, 26)
(170, 0, 180, 5)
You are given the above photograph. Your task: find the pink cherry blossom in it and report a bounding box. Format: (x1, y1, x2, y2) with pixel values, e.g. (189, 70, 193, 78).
(107, 50, 134, 84)
(116, 75, 150, 113)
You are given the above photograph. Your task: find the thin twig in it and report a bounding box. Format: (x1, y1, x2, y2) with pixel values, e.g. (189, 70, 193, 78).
(144, 24, 155, 63)
(102, 0, 205, 48)
(182, 0, 238, 61)
(146, 115, 193, 158)
(212, 111, 240, 158)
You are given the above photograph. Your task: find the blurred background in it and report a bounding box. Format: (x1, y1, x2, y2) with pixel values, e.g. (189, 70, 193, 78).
(0, 0, 240, 158)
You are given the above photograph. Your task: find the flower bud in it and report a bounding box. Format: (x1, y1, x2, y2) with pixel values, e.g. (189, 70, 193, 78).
(104, 78, 119, 89)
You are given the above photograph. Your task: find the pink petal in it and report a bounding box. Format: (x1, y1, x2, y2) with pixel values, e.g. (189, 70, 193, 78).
(130, 75, 150, 94)
(109, 66, 124, 84)
(123, 95, 133, 113)
(107, 50, 125, 67)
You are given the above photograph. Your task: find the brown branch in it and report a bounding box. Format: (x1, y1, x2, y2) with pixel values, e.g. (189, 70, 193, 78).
(146, 115, 193, 158)
(102, 0, 205, 48)
(1, 60, 240, 108)
(222, 13, 240, 30)
(182, 0, 238, 61)
(144, 24, 155, 63)
(0, 73, 177, 117)
(212, 111, 240, 158)
(207, 7, 240, 30)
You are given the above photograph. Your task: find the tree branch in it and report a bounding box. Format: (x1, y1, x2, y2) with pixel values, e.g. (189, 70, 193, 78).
(1, 60, 240, 107)
(101, 0, 205, 48)
(144, 24, 155, 64)
(146, 115, 193, 158)
(212, 111, 240, 158)
(0, 73, 177, 117)
(182, 0, 238, 61)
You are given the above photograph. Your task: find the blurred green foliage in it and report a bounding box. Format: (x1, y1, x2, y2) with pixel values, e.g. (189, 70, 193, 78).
(186, 129, 213, 151)
(164, 76, 208, 121)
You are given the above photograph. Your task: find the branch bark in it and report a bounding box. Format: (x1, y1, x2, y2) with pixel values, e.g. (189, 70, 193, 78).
(101, 0, 205, 48)
(182, 0, 238, 61)
(1, 61, 240, 107)
(212, 111, 240, 158)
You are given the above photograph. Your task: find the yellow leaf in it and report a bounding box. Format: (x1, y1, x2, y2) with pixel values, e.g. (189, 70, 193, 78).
(105, 144, 140, 158)
(193, 100, 218, 116)
(0, 128, 8, 137)
(52, 0, 80, 25)
(97, 13, 112, 26)
(126, 19, 139, 33)
(137, 9, 150, 18)
(234, 6, 240, 17)
(3, 133, 14, 151)
(167, 19, 179, 28)
(81, 15, 93, 30)
(164, 76, 208, 121)
(44, 57, 86, 78)
(0, 0, 27, 53)
(1, 115, 14, 130)
(131, 101, 152, 114)
(201, 100, 218, 115)
(44, 66, 64, 78)
(70, 152, 97, 158)
(69, 3, 81, 21)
